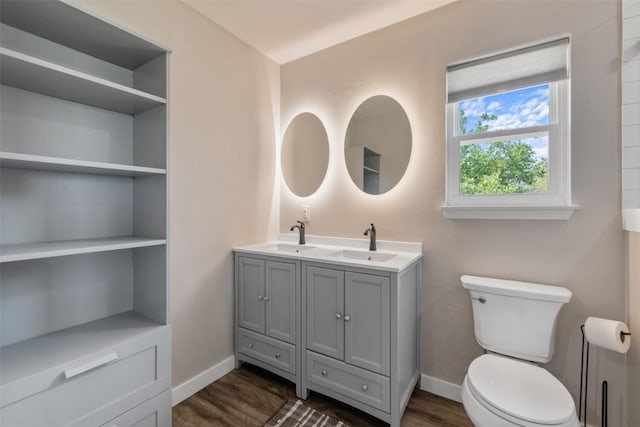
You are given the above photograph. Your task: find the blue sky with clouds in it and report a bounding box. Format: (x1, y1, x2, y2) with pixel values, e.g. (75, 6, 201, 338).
(459, 84, 550, 158)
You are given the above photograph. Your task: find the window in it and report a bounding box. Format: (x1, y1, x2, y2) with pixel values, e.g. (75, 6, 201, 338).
(443, 38, 577, 220)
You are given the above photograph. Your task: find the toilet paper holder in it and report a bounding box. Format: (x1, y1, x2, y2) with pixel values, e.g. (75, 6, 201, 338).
(579, 324, 632, 427)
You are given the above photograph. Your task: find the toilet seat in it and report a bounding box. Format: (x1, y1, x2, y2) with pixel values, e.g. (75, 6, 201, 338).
(465, 354, 578, 426)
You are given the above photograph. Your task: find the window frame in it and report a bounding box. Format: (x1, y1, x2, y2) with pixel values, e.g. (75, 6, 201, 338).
(443, 79, 577, 220)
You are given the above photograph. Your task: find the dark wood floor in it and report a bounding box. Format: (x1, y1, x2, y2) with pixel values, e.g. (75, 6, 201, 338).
(172, 364, 473, 427)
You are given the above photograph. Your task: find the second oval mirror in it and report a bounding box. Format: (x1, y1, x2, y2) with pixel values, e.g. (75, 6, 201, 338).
(281, 112, 329, 197)
(345, 95, 412, 195)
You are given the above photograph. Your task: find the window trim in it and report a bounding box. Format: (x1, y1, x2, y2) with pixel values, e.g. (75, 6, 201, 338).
(442, 80, 578, 220)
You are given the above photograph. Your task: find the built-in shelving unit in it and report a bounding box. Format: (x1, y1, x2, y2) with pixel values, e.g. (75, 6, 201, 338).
(363, 147, 381, 194)
(346, 145, 381, 194)
(363, 146, 381, 175)
(0, 1, 171, 425)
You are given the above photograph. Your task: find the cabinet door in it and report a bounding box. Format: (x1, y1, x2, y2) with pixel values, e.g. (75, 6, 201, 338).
(238, 257, 265, 333)
(306, 266, 344, 360)
(265, 261, 296, 344)
(344, 272, 390, 375)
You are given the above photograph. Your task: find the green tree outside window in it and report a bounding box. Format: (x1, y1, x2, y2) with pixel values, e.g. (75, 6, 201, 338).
(459, 110, 549, 195)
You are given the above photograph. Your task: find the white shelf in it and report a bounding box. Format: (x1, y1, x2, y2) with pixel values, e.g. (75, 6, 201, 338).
(0, 312, 167, 400)
(0, 237, 166, 263)
(363, 165, 379, 174)
(0, 152, 166, 177)
(0, 0, 170, 69)
(0, 47, 166, 115)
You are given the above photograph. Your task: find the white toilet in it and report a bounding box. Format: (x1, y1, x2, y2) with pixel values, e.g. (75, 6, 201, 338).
(460, 275, 580, 427)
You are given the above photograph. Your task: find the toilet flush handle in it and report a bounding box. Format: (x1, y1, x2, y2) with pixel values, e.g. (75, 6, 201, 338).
(472, 296, 486, 304)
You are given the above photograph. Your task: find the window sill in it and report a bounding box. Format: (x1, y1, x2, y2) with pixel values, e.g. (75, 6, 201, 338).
(441, 204, 579, 220)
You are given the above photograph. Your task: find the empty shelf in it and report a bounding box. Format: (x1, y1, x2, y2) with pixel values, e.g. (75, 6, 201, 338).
(0, 237, 166, 263)
(0, 152, 166, 177)
(0, 0, 170, 69)
(0, 47, 166, 115)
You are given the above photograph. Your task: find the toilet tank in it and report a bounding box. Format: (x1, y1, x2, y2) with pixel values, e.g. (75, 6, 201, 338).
(461, 275, 572, 363)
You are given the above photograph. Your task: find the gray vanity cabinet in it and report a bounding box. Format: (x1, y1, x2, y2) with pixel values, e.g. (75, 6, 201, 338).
(306, 266, 389, 375)
(235, 254, 301, 393)
(233, 243, 420, 426)
(303, 261, 420, 427)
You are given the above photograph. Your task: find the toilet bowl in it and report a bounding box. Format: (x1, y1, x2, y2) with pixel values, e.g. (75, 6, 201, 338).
(460, 275, 579, 427)
(461, 354, 580, 427)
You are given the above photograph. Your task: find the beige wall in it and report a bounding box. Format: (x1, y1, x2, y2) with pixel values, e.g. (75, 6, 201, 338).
(281, 0, 625, 424)
(76, 0, 280, 387)
(628, 232, 640, 425)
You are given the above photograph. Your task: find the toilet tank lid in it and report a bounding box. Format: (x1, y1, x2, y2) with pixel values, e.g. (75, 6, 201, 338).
(461, 275, 572, 303)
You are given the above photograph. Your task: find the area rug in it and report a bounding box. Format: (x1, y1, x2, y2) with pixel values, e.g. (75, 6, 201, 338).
(264, 399, 347, 427)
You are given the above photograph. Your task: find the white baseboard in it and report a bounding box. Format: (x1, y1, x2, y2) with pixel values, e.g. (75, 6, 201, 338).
(420, 373, 462, 403)
(172, 355, 235, 406)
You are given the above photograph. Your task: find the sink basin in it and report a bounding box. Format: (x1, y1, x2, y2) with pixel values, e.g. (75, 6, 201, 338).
(330, 249, 397, 262)
(267, 243, 316, 253)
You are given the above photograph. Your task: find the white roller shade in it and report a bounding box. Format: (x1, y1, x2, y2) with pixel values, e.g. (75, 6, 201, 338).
(447, 38, 569, 103)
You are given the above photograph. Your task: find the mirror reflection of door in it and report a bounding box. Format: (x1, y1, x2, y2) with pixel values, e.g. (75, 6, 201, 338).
(345, 95, 412, 195)
(281, 112, 329, 197)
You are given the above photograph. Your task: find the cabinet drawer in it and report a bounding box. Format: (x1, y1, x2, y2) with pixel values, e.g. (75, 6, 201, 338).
(307, 351, 390, 412)
(0, 327, 170, 427)
(101, 390, 171, 427)
(238, 328, 295, 374)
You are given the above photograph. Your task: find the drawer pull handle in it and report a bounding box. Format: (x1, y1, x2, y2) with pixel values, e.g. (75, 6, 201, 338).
(344, 315, 351, 322)
(258, 295, 263, 300)
(248, 343, 254, 349)
(321, 370, 328, 376)
(263, 296, 270, 301)
(64, 352, 118, 379)
(361, 385, 368, 392)
(275, 352, 281, 358)
(335, 313, 342, 319)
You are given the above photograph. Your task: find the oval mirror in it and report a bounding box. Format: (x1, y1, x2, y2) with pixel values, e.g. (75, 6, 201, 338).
(281, 112, 329, 197)
(345, 95, 412, 195)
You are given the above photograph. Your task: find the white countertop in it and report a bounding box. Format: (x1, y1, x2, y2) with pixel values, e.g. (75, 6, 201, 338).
(233, 234, 422, 272)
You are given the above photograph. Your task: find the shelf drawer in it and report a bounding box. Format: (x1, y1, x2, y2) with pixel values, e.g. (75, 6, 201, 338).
(0, 326, 170, 427)
(101, 390, 171, 427)
(307, 351, 390, 412)
(238, 328, 295, 374)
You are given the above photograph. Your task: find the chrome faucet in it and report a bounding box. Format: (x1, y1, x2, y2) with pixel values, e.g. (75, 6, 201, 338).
(364, 223, 376, 251)
(290, 221, 306, 245)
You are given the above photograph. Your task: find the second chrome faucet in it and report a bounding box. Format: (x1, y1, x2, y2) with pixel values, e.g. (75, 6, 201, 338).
(364, 223, 376, 251)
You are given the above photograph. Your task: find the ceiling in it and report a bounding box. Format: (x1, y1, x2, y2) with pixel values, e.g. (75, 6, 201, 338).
(182, 0, 457, 64)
